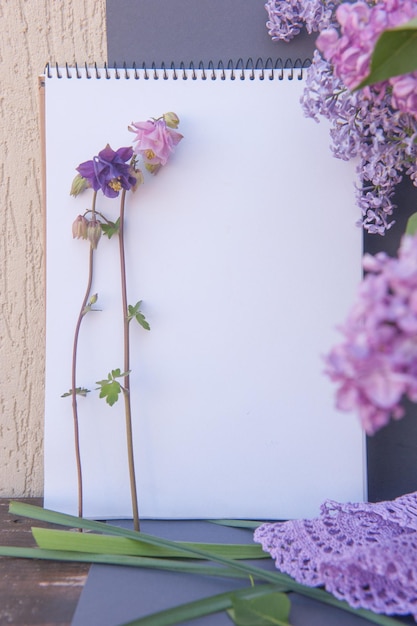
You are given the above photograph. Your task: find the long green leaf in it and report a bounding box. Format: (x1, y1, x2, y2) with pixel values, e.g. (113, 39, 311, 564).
(358, 17, 417, 87)
(7, 502, 407, 625)
(208, 519, 264, 529)
(119, 585, 283, 626)
(0, 545, 251, 579)
(32, 527, 267, 560)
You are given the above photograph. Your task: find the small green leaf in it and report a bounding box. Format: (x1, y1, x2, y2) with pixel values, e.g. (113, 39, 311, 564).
(111, 368, 130, 379)
(127, 300, 150, 330)
(96, 369, 130, 405)
(357, 17, 417, 88)
(405, 212, 417, 236)
(227, 592, 291, 626)
(61, 387, 90, 398)
(135, 312, 151, 330)
(98, 380, 122, 406)
(101, 218, 120, 239)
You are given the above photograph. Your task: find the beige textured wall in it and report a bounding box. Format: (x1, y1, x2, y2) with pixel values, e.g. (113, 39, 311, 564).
(0, 0, 106, 496)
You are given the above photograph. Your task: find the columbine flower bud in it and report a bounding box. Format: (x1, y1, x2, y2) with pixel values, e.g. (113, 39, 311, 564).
(130, 168, 144, 192)
(163, 112, 180, 129)
(70, 174, 89, 196)
(87, 219, 102, 249)
(72, 215, 88, 239)
(145, 162, 162, 176)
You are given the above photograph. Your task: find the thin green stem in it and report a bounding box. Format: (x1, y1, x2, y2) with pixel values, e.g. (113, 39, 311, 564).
(119, 189, 140, 531)
(71, 191, 97, 519)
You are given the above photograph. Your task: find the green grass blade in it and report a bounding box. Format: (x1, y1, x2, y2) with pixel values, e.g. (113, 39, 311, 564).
(7, 502, 406, 625)
(0, 545, 251, 579)
(33, 527, 267, 560)
(207, 519, 265, 529)
(119, 585, 280, 626)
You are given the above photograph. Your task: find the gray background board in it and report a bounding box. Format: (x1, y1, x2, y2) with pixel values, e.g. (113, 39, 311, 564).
(106, 0, 315, 67)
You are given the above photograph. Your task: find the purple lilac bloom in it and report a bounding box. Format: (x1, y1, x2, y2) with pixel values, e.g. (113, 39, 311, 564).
(282, 0, 417, 233)
(300, 51, 417, 233)
(77, 145, 137, 198)
(325, 234, 417, 435)
(265, 0, 342, 41)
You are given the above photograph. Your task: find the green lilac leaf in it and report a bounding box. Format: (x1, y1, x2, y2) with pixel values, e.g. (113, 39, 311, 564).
(101, 218, 120, 239)
(61, 387, 90, 398)
(227, 592, 291, 625)
(405, 212, 417, 236)
(357, 17, 417, 88)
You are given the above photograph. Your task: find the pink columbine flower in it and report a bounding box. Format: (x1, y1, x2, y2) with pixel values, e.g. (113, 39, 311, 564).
(326, 234, 417, 435)
(129, 116, 183, 171)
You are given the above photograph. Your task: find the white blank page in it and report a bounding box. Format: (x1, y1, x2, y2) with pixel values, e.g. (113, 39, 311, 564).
(44, 68, 365, 519)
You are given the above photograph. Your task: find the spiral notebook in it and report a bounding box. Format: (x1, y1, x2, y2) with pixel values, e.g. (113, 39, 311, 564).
(43, 62, 365, 521)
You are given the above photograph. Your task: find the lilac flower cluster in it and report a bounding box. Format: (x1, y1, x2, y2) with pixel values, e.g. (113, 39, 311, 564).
(265, 0, 342, 41)
(326, 234, 417, 434)
(288, 0, 417, 235)
(265, 1, 417, 433)
(301, 51, 417, 234)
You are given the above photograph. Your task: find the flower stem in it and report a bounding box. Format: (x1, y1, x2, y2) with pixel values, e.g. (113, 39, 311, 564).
(119, 189, 140, 531)
(71, 191, 97, 519)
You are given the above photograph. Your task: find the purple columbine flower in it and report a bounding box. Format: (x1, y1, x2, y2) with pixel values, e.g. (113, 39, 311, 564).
(76, 145, 137, 198)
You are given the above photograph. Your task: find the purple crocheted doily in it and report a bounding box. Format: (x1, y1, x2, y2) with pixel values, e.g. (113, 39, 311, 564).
(254, 492, 417, 619)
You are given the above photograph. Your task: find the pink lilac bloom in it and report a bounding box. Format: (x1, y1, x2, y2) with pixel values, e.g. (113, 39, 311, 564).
(391, 72, 417, 117)
(129, 118, 183, 169)
(76, 145, 137, 198)
(325, 234, 417, 435)
(316, 0, 417, 92)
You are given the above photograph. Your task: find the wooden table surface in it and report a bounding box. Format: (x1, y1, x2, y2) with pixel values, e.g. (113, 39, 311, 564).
(0, 498, 89, 625)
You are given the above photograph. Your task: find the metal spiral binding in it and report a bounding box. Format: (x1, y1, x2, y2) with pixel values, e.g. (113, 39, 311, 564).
(45, 58, 311, 80)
